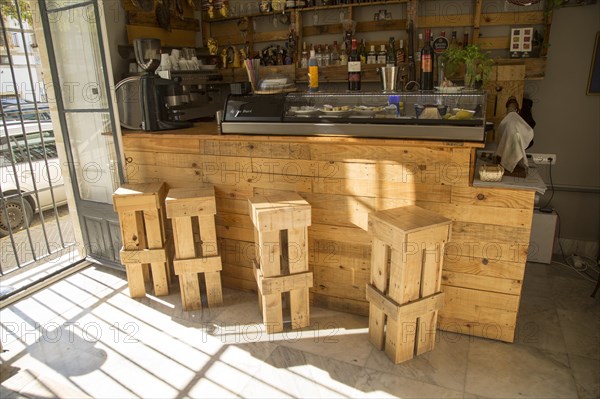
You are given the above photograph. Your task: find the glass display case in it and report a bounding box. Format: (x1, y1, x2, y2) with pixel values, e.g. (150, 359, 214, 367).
(221, 91, 487, 141)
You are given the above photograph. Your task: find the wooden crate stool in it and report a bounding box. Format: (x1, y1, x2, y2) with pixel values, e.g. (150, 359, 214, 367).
(165, 185, 223, 311)
(113, 182, 170, 298)
(248, 192, 312, 333)
(366, 205, 452, 364)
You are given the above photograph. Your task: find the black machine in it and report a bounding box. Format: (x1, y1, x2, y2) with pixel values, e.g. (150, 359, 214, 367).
(133, 38, 192, 131)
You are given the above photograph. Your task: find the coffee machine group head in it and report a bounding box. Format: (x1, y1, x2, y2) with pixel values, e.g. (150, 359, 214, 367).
(133, 38, 192, 131)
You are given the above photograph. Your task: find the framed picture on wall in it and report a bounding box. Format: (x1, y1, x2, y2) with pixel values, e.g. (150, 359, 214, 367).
(587, 31, 600, 95)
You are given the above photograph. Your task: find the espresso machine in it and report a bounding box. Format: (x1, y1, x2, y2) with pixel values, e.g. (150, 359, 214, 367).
(133, 38, 192, 131)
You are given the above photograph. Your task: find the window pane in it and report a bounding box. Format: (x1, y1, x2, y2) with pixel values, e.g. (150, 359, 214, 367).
(45, 0, 92, 11)
(48, 5, 109, 110)
(65, 112, 119, 203)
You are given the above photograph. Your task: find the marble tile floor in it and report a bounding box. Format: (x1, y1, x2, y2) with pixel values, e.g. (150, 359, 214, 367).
(0, 261, 598, 399)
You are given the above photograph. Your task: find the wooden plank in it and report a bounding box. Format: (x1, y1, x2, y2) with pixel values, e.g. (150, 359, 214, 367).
(126, 10, 200, 31)
(222, 274, 258, 291)
(416, 201, 533, 229)
(172, 216, 201, 310)
(222, 262, 256, 281)
(308, 224, 371, 246)
(312, 178, 452, 202)
(369, 205, 452, 235)
(249, 192, 311, 232)
(366, 286, 445, 322)
(385, 234, 422, 363)
(216, 224, 255, 242)
(451, 186, 535, 210)
(368, 238, 389, 350)
(438, 285, 519, 342)
(118, 210, 146, 298)
(174, 256, 223, 274)
(418, 11, 543, 28)
(123, 136, 201, 154)
(310, 266, 368, 301)
(219, 237, 256, 268)
(126, 25, 196, 47)
(119, 248, 166, 265)
(141, 209, 169, 296)
(415, 226, 449, 355)
(257, 230, 283, 333)
(203, 139, 311, 160)
(288, 227, 310, 328)
(165, 186, 217, 218)
(441, 271, 522, 295)
(258, 271, 313, 295)
(199, 214, 223, 307)
(443, 254, 525, 281)
(311, 292, 369, 316)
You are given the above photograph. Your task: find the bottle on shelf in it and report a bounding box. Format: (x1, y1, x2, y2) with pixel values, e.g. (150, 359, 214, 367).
(463, 33, 469, 48)
(386, 37, 396, 67)
(340, 41, 348, 65)
(286, 0, 295, 9)
(348, 38, 361, 91)
(316, 44, 323, 66)
(367, 44, 377, 64)
(396, 39, 406, 64)
(359, 39, 367, 64)
(440, 31, 446, 37)
(420, 28, 434, 90)
(300, 42, 309, 68)
(296, 0, 306, 8)
(449, 31, 458, 50)
(377, 44, 387, 64)
(416, 32, 424, 60)
(323, 44, 331, 67)
(331, 41, 340, 65)
(308, 49, 319, 92)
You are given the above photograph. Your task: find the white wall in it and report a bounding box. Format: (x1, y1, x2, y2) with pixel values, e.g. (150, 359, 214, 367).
(524, 1, 600, 252)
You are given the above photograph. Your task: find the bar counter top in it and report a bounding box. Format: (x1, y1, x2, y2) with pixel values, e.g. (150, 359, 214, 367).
(121, 122, 486, 148)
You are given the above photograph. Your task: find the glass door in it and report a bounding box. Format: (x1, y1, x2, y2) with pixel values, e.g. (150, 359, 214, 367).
(38, 0, 124, 265)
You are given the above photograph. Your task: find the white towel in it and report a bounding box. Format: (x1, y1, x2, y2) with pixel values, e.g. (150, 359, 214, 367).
(495, 112, 534, 173)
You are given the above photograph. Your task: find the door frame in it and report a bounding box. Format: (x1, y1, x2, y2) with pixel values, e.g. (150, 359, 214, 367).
(33, 0, 126, 267)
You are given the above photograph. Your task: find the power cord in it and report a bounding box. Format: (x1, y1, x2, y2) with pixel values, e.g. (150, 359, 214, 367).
(540, 157, 554, 211)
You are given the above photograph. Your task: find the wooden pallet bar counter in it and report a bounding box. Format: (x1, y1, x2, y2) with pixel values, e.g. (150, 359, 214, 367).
(122, 123, 535, 343)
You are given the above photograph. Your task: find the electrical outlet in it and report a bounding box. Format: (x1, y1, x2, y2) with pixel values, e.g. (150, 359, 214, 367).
(529, 153, 557, 165)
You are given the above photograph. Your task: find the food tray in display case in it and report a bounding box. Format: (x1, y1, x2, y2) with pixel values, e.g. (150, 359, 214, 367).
(221, 91, 487, 142)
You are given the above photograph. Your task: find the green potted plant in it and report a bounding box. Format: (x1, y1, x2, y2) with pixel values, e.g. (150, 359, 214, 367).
(443, 45, 493, 89)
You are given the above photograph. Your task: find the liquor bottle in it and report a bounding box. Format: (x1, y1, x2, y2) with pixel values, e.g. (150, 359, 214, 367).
(359, 39, 367, 64)
(367, 45, 377, 64)
(340, 42, 348, 65)
(377, 44, 387, 64)
(331, 41, 340, 65)
(348, 38, 361, 91)
(323, 44, 331, 67)
(396, 39, 406, 64)
(386, 37, 396, 67)
(316, 44, 323, 66)
(463, 33, 469, 48)
(440, 31, 446, 38)
(416, 33, 424, 60)
(420, 28, 434, 90)
(300, 42, 309, 68)
(308, 49, 319, 92)
(449, 31, 458, 50)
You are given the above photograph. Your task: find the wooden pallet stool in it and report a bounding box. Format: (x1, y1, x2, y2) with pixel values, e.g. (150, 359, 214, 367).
(366, 205, 452, 364)
(165, 185, 223, 311)
(113, 182, 170, 298)
(248, 192, 312, 333)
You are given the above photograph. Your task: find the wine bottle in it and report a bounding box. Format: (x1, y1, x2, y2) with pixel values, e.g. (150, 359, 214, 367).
(386, 37, 396, 67)
(420, 28, 434, 90)
(367, 45, 377, 64)
(340, 42, 348, 65)
(300, 42, 309, 68)
(359, 39, 367, 64)
(377, 44, 387, 64)
(396, 39, 406, 64)
(308, 49, 319, 92)
(331, 41, 340, 65)
(348, 38, 361, 91)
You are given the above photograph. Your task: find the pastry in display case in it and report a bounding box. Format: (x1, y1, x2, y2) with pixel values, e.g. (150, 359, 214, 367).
(221, 91, 487, 141)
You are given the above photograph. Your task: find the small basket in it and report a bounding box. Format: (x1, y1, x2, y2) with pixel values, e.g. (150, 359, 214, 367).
(479, 164, 505, 182)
